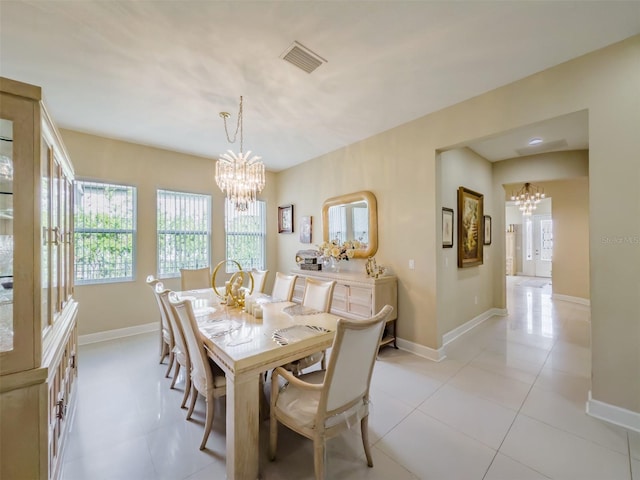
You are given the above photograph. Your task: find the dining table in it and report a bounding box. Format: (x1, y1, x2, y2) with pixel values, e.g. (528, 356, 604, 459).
(175, 288, 340, 480)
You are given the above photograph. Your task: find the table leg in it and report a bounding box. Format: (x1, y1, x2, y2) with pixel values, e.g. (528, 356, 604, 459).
(226, 371, 260, 480)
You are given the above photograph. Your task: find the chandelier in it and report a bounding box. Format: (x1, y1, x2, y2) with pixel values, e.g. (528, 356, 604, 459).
(511, 182, 545, 216)
(215, 96, 265, 211)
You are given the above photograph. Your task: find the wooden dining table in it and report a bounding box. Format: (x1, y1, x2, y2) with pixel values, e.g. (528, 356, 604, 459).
(176, 288, 339, 480)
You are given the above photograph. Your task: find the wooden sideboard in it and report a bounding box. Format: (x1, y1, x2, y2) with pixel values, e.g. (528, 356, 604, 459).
(291, 268, 398, 349)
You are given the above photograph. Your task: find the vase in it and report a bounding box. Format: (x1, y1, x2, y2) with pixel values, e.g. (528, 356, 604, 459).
(330, 257, 341, 273)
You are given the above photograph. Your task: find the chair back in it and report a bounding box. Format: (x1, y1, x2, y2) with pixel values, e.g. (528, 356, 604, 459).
(321, 305, 393, 414)
(301, 278, 336, 313)
(169, 292, 214, 394)
(157, 284, 187, 360)
(251, 269, 269, 293)
(271, 272, 298, 301)
(150, 282, 174, 344)
(180, 267, 211, 291)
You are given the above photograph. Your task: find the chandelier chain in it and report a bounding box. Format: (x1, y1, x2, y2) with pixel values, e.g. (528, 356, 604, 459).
(221, 95, 244, 153)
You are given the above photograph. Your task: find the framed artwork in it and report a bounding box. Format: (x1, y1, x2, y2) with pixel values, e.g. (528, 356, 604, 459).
(457, 187, 484, 268)
(483, 215, 492, 245)
(300, 216, 312, 243)
(278, 204, 294, 233)
(442, 207, 454, 248)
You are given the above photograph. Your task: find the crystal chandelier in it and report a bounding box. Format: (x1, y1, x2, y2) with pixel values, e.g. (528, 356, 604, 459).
(215, 96, 265, 211)
(511, 182, 545, 216)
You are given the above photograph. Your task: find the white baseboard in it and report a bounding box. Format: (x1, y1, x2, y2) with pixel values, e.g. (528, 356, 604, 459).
(586, 391, 640, 433)
(396, 338, 446, 362)
(79, 322, 158, 346)
(442, 308, 508, 346)
(552, 293, 590, 306)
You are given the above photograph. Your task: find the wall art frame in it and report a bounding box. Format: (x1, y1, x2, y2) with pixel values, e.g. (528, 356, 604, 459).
(278, 204, 294, 234)
(442, 207, 454, 248)
(483, 215, 492, 245)
(300, 215, 312, 243)
(457, 186, 484, 268)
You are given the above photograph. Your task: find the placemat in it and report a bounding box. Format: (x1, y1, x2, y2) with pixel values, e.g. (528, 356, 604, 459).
(272, 324, 330, 346)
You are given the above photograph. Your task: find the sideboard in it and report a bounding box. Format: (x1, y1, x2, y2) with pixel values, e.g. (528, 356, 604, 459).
(291, 268, 398, 349)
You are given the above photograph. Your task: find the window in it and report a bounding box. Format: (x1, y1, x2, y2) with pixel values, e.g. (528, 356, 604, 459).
(157, 190, 211, 278)
(225, 198, 266, 271)
(74, 180, 136, 284)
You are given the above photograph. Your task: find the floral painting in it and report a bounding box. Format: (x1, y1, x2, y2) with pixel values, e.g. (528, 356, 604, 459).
(457, 187, 484, 267)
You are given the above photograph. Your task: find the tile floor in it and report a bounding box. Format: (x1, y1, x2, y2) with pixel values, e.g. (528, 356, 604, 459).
(60, 277, 640, 479)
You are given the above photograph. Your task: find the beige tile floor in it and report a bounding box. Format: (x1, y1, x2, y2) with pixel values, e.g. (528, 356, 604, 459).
(61, 277, 640, 479)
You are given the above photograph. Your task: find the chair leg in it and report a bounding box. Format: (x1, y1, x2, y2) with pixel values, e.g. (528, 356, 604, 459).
(180, 371, 191, 409)
(360, 415, 373, 467)
(320, 350, 326, 370)
(159, 335, 166, 363)
(313, 437, 325, 480)
(269, 413, 278, 460)
(170, 362, 181, 389)
(164, 350, 175, 378)
(200, 395, 215, 450)
(186, 385, 198, 420)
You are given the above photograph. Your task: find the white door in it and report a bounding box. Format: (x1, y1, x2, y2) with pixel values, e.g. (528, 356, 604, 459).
(522, 214, 552, 278)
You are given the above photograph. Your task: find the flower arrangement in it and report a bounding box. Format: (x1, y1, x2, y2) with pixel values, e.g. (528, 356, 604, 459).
(318, 239, 362, 262)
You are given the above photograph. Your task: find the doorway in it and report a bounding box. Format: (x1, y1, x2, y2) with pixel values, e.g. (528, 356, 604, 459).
(522, 213, 552, 278)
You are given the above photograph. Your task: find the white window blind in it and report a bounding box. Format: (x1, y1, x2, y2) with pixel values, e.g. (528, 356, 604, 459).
(74, 180, 136, 284)
(225, 198, 266, 271)
(157, 190, 211, 278)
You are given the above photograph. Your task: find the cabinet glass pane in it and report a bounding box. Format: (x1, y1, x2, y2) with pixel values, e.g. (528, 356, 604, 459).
(41, 141, 51, 333)
(0, 119, 13, 352)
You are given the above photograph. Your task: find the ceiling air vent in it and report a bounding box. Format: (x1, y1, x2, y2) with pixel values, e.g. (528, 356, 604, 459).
(515, 139, 568, 156)
(281, 41, 327, 74)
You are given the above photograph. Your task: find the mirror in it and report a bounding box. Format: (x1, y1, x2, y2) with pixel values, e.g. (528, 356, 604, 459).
(322, 190, 377, 258)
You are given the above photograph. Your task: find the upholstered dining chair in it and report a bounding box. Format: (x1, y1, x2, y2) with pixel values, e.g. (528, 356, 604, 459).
(180, 267, 211, 291)
(145, 275, 167, 364)
(169, 292, 227, 450)
(147, 276, 174, 375)
(271, 272, 297, 301)
(285, 278, 337, 375)
(157, 284, 192, 408)
(250, 269, 269, 294)
(269, 305, 394, 480)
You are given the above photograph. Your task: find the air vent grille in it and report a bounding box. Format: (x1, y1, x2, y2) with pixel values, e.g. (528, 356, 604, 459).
(281, 41, 327, 74)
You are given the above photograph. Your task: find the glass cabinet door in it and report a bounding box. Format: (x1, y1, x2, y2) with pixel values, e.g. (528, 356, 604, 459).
(0, 119, 13, 353)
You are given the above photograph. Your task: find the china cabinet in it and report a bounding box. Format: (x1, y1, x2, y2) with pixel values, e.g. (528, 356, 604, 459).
(291, 268, 398, 348)
(0, 77, 78, 480)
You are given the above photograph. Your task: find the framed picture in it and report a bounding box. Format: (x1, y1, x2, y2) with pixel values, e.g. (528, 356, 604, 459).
(483, 215, 492, 245)
(300, 216, 312, 243)
(442, 207, 454, 248)
(457, 187, 484, 268)
(278, 204, 294, 233)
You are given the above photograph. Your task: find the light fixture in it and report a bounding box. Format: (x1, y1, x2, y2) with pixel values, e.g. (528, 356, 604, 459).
(511, 182, 545, 216)
(528, 137, 543, 146)
(215, 96, 265, 212)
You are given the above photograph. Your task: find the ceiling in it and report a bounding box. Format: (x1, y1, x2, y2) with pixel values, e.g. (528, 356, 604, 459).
(1, 1, 638, 171)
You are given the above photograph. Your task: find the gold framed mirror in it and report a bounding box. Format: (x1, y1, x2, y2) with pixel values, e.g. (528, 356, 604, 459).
(322, 190, 378, 258)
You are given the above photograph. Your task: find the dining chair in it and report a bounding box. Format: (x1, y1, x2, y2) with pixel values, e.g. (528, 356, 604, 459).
(180, 267, 211, 291)
(285, 278, 336, 375)
(147, 276, 174, 376)
(157, 284, 192, 408)
(250, 269, 269, 293)
(269, 305, 394, 480)
(145, 275, 167, 364)
(271, 272, 297, 301)
(169, 292, 227, 450)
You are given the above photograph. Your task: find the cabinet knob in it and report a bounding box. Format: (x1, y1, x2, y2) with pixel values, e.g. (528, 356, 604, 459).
(56, 399, 64, 419)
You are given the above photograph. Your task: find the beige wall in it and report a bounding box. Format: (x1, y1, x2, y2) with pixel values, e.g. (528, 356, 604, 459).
(438, 148, 495, 337)
(276, 36, 640, 413)
(60, 130, 279, 336)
